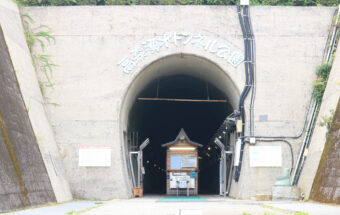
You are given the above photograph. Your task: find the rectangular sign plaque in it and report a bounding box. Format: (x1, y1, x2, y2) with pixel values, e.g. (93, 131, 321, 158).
(181, 156, 197, 168)
(78, 146, 111, 167)
(249, 146, 282, 167)
(170, 156, 182, 169)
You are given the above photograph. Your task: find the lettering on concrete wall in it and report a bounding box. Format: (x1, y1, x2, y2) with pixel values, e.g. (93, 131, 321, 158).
(118, 33, 244, 74)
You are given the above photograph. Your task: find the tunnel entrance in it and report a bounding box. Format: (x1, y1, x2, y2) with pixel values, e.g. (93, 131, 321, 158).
(121, 54, 239, 196)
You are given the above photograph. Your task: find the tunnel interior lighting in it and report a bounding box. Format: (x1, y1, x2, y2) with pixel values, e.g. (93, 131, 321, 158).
(169, 147, 195, 151)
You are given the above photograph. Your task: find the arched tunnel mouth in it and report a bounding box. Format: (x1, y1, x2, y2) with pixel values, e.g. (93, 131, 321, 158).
(122, 54, 239, 195)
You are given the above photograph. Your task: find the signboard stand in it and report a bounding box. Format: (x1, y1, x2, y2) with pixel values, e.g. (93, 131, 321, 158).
(162, 129, 203, 196)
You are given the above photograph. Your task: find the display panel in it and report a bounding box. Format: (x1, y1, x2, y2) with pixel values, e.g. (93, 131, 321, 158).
(249, 146, 282, 167)
(181, 156, 197, 168)
(79, 146, 111, 167)
(170, 155, 182, 169)
(169, 172, 195, 188)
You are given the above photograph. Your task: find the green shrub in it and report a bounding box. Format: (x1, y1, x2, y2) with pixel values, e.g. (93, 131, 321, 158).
(313, 63, 332, 103)
(316, 63, 332, 81)
(294, 212, 309, 215)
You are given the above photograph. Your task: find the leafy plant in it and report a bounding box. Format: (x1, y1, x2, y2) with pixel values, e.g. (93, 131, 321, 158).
(49, 102, 61, 107)
(263, 212, 275, 215)
(37, 54, 58, 88)
(21, 13, 58, 96)
(319, 109, 335, 137)
(316, 63, 332, 80)
(313, 63, 332, 103)
(34, 26, 56, 51)
(22, 14, 56, 51)
(21, 13, 35, 52)
(66, 210, 76, 215)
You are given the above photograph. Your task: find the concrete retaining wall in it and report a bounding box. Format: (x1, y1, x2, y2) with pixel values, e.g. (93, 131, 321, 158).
(309, 99, 340, 203)
(298, 43, 340, 200)
(0, 0, 72, 204)
(0, 26, 56, 213)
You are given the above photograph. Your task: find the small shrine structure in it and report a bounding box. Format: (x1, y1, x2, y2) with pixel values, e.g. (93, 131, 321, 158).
(162, 129, 203, 196)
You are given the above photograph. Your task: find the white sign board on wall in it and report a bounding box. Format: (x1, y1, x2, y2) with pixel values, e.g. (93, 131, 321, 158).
(240, 0, 249, 5)
(249, 146, 282, 167)
(79, 146, 111, 167)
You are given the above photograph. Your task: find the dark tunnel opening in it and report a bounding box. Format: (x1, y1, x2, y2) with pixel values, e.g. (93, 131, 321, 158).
(128, 73, 233, 195)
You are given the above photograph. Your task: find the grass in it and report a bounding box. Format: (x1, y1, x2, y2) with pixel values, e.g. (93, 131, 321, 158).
(65, 204, 102, 215)
(21, 13, 58, 96)
(261, 204, 309, 215)
(261, 204, 290, 214)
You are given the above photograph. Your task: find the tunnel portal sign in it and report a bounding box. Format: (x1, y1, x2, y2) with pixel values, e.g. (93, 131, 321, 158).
(118, 32, 244, 74)
(78, 146, 111, 167)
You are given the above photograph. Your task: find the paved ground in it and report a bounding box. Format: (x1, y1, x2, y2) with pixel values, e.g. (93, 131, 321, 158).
(4, 196, 340, 215)
(3, 201, 100, 215)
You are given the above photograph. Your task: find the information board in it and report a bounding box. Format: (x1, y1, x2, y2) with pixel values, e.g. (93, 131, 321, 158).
(249, 146, 282, 167)
(182, 156, 197, 168)
(169, 172, 195, 189)
(79, 146, 111, 167)
(170, 156, 181, 169)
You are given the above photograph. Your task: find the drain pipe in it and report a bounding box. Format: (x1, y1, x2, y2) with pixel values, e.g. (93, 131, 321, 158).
(291, 101, 318, 185)
(326, 7, 340, 63)
(292, 102, 319, 185)
(245, 5, 256, 138)
(235, 4, 249, 182)
(234, 4, 254, 182)
(249, 6, 256, 137)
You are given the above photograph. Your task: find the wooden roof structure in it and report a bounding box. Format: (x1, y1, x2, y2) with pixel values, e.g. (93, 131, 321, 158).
(161, 128, 203, 148)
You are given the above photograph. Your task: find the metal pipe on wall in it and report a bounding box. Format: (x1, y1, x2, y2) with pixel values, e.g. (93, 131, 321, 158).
(291, 6, 340, 186)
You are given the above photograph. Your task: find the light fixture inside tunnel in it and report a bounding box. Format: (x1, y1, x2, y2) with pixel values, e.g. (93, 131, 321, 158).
(169, 147, 196, 151)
